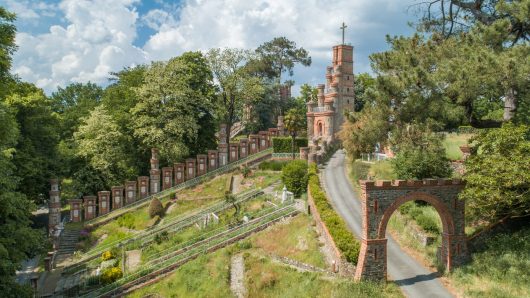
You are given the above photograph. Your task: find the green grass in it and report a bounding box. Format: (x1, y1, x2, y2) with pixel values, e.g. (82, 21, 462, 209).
(177, 173, 230, 200)
(451, 227, 530, 298)
(369, 160, 397, 180)
(240, 170, 281, 191)
(442, 133, 473, 161)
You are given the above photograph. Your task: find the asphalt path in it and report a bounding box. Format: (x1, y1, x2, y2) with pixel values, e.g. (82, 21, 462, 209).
(321, 150, 453, 298)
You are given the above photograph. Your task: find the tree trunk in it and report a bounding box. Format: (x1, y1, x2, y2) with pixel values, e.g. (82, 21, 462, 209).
(503, 87, 517, 122)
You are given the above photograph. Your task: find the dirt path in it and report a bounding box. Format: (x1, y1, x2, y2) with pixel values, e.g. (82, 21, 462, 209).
(230, 254, 246, 298)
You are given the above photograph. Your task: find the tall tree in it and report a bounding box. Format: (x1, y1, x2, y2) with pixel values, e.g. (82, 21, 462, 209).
(132, 52, 217, 163)
(284, 108, 306, 159)
(206, 48, 264, 144)
(0, 6, 16, 99)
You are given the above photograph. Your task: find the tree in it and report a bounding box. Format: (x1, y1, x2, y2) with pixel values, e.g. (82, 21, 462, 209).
(0, 6, 16, 98)
(74, 106, 137, 188)
(224, 191, 240, 217)
(390, 127, 452, 179)
(299, 83, 318, 103)
(206, 48, 264, 144)
(283, 108, 306, 160)
(5, 91, 60, 202)
(281, 160, 309, 197)
(132, 52, 217, 163)
(353, 73, 375, 112)
(148, 197, 164, 218)
(461, 123, 530, 221)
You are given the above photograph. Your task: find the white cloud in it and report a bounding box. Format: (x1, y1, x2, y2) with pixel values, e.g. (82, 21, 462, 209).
(11, 0, 148, 92)
(9, 0, 415, 94)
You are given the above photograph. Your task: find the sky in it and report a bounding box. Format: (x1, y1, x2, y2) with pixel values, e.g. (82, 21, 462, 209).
(1, 0, 418, 95)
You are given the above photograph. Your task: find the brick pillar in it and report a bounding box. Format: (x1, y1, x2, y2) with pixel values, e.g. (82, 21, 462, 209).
(174, 163, 185, 184)
(239, 139, 248, 158)
(277, 116, 285, 136)
(98, 191, 110, 215)
(300, 147, 309, 160)
(258, 131, 269, 151)
(354, 239, 388, 281)
(186, 158, 196, 180)
(150, 148, 159, 170)
(111, 186, 124, 209)
(219, 123, 227, 144)
(138, 176, 149, 199)
(229, 143, 239, 162)
(83, 195, 97, 220)
(268, 127, 278, 137)
(197, 154, 207, 176)
(162, 167, 173, 190)
(48, 179, 61, 232)
(125, 181, 137, 204)
(69, 199, 82, 222)
(249, 135, 259, 154)
(218, 144, 228, 167)
(207, 150, 218, 171)
(150, 169, 160, 195)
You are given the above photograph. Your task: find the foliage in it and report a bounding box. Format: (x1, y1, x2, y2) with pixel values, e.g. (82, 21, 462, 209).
(284, 108, 307, 159)
(148, 198, 165, 219)
(0, 6, 16, 98)
(241, 165, 251, 178)
(353, 72, 375, 112)
(391, 128, 452, 179)
(132, 52, 217, 163)
(298, 84, 317, 103)
(281, 160, 308, 197)
(398, 202, 442, 235)
(351, 160, 371, 183)
(101, 250, 114, 261)
(206, 48, 264, 144)
(271, 137, 308, 153)
(461, 123, 530, 221)
(74, 105, 137, 187)
(308, 164, 360, 264)
(224, 191, 240, 217)
(258, 160, 288, 171)
(339, 105, 390, 159)
(101, 266, 123, 285)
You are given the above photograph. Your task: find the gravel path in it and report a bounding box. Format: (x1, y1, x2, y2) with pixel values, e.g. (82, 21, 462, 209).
(230, 254, 246, 298)
(322, 150, 453, 298)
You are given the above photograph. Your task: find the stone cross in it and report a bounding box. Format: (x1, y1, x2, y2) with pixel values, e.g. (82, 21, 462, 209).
(340, 22, 347, 44)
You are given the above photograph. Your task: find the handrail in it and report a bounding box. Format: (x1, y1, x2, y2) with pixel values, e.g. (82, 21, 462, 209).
(84, 148, 273, 226)
(62, 189, 264, 274)
(80, 203, 296, 297)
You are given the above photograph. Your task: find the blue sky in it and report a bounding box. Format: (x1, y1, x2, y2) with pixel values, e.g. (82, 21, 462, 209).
(1, 0, 417, 95)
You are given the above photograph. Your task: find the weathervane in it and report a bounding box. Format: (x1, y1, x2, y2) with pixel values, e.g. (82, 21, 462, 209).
(340, 22, 347, 45)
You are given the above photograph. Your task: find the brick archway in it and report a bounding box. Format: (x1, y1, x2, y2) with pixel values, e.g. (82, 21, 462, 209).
(354, 179, 469, 281)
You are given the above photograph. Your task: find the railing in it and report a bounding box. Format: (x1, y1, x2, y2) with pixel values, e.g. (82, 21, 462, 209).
(80, 202, 297, 297)
(62, 189, 264, 275)
(360, 152, 388, 163)
(272, 152, 300, 159)
(84, 148, 273, 227)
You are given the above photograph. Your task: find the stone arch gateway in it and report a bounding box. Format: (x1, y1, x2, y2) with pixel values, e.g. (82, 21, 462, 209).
(354, 179, 469, 281)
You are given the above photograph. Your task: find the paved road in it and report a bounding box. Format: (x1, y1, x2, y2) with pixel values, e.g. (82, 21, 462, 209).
(321, 150, 453, 298)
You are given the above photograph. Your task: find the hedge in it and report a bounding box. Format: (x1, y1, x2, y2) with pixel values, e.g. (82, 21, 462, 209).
(272, 137, 308, 153)
(308, 164, 360, 264)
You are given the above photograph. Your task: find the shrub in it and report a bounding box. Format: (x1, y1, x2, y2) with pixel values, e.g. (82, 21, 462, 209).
(415, 213, 440, 234)
(258, 160, 288, 171)
(116, 213, 136, 229)
(241, 165, 251, 178)
(308, 164, 360, 264)
(281, 160, 309, 197)
(148, 197, 165, 218)
(101, 266, 123, 284)
(101, 250, 113, 261)
(271, 137, 308, 153)
(351, 160, 370, 182)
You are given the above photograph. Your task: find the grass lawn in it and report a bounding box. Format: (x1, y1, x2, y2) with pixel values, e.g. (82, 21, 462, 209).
(450, 227, 530, 298)
(442, 133, 473, 161)
(177, 173, 231, 200)
(239, 170, 282, 191)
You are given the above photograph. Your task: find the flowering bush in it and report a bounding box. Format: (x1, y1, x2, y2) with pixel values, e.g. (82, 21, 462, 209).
(101, 250, 114, 261)
(101, 266, 123, 284)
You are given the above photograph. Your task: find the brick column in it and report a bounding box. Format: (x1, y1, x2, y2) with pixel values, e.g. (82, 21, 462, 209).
(268, 127, 278, 137)
(111, 186, 124, 209)
(239, 139, 248, 158)
(48, 179, 61, 232)
(83, 195, 97, 220)
(229, 143, 239, 162)
(218, 144, 228, 167)
(258, 131, 269, 151)
(219, 123, 227, 144)
(174, 163, 185, 184)
(150, 169, 160, 195)
(197, 154, 207, 176)
(300, 147, 309, 160)
(98, 191, 110, 215)
(125, 181, 137, 204)
(162, 167, 173, 190)
(277, 116, 285, 136)
(69, 199, 82, 222)
(354, 238, 388, 281)
(186, 158, 196, 180)
(138, 176, 149, 199)
(207, 150, 218, 171)
(249, 135, 259, 154)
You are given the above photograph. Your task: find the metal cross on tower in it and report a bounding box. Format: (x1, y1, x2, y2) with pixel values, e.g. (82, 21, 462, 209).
(340, 22, 347, 45)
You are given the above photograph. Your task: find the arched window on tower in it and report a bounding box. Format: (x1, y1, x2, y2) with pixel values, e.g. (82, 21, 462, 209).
(318, 122, 323, 136)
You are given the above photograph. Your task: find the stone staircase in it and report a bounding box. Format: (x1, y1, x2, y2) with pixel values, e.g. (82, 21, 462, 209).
(55, 228, 81, 265)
